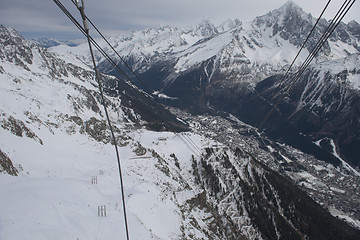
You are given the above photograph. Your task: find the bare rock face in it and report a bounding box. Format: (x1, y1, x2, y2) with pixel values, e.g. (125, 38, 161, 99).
(0, 150, 18, 176)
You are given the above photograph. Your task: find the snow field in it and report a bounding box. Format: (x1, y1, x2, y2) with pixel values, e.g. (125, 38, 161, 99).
(0, 43, 213, 239)
(0, 118, 211, 239)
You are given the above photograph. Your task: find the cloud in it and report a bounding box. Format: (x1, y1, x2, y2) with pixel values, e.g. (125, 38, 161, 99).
(0, 0, 359, 39)
(0, 0, 78, 37)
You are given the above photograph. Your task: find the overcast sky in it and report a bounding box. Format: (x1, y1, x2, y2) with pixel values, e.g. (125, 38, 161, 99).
(0, 0, 359, 40)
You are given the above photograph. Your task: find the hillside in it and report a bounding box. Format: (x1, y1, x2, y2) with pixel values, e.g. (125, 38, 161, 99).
(52, 1, 360, 169)
(1, 2, 360, 239)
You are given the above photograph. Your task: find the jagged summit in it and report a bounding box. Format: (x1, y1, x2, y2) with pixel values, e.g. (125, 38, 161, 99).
(270, 0, 309, 19)
(348, 19, 360, 27)
(0, 25, 27, 46)
(347, 20, 360, 38)
(196, 19, 219, 37)
(217, 18, 242, 32)
(253, 0, 312, 29)
(281, 0, 303, 11)
(0, 24, 19, 37)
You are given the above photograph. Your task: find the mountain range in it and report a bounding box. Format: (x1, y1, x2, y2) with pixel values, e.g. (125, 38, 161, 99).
(50, 1, 360, 169)
(1, 1, 360, 239)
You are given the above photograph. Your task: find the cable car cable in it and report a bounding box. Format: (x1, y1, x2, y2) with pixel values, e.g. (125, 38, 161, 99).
(258, 0, 355, 131)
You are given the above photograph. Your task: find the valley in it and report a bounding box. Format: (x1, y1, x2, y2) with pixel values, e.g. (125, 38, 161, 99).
(1, 1, 360, 239)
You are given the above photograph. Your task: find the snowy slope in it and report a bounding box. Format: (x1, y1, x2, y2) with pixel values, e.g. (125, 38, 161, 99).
(0, 125, 213, 239)
(0, 34, 231, 237)
(50, 20, 219, 73)
(169, 1, 359, 84)
(32, 37, 86, 48)
(1, 25, 360, 239)
(313, 53, 360, 90)
(50, 2, 360, 88)
(0, 30, 237, 237)
(0, 25, 217, 240)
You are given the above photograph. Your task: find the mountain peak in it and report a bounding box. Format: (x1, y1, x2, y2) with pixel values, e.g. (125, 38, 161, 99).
(218, 18, 242, 32)
(0, 25, 24, 43)
(347, 20, 360, 39)
(255, 0, 309, 22)
(281, 0, 301, 10)
(267, 0, 308, 21)
(279, 0, 308, 17)
(196, 19, 219, 37)
(252, 0, 313, 39)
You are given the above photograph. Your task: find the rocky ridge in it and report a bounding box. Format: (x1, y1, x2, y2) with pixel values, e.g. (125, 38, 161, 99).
(1, 23, 360, 239)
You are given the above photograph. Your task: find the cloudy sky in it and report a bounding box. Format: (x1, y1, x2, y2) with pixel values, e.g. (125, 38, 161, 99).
(0, 0, 359, 39)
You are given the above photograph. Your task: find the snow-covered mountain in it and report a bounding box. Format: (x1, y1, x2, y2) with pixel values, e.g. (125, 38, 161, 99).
(53, 1, 359, 84)
(49, 19, 220, 73)
(51, 1, 360, 169)
(31, 37, 86, 48)
(0, 24, 204, 239)
(2, 24, 360, 239)
(2, 1, 360, 239)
